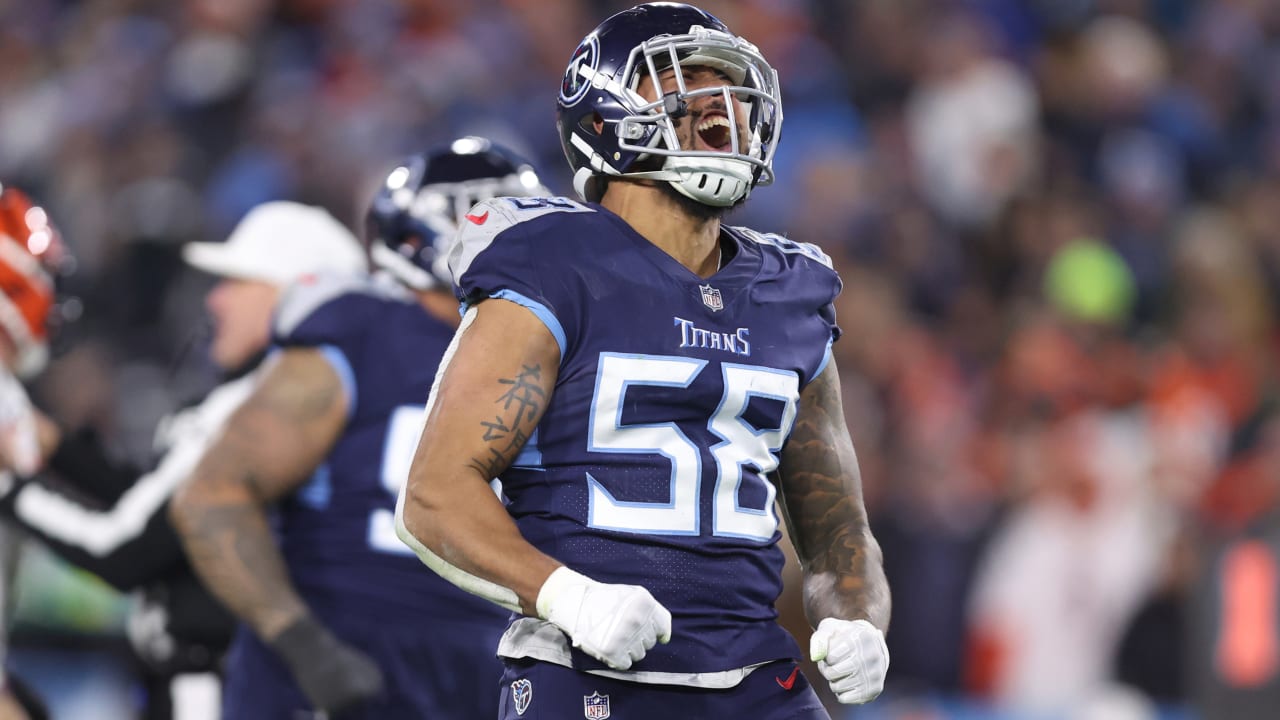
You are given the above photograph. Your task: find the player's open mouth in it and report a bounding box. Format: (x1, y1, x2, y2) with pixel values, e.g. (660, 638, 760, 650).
(696, 114, 733, 151)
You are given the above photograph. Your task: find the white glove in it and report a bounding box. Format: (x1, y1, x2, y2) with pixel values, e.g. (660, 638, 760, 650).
(536, 566, 672, 670)
(0, 370, 39, 477)
(810, 618, 889, 704)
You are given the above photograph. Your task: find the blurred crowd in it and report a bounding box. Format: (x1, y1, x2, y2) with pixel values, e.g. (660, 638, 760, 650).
(4, 0, 1280, 717)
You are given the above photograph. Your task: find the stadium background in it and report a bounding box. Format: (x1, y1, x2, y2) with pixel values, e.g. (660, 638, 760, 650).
(3, 0, 1278, 717)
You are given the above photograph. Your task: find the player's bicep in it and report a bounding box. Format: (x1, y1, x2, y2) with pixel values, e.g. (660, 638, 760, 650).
(775, 358, 867, 569)
(413, 297, 560, 484)
(191, 348, 349, 502)
(397, 297, 561, 613)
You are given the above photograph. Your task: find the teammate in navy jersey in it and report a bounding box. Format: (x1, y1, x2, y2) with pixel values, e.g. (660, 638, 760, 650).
(396, 4, 891, 719)
(170, 138, 551, 719)
(0, 200, 367, 720)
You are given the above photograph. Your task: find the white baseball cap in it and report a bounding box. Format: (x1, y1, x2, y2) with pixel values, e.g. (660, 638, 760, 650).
(182, 201, 368, 284)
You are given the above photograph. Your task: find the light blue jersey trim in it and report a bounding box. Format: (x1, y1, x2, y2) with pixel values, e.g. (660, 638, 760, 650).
(812, 341, 834, 383)
(486, 289, 567, 359)
(318, 344, 357, 420)
(297, 464, 332, 509)
(511, 428, 544, 470)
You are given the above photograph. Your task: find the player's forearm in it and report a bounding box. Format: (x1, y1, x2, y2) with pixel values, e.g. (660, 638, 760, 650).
(397, 300, 564, 613)
(170, 480, 307, 640)
(786, 464, 891, 631)
(801, 525, 890, 632)
(397, 471, 559, 616)
(780, 361, 891, 632)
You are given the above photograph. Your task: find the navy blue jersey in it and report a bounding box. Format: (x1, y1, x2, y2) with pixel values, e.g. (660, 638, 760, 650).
(450, 197, 840, 677)
(270, 273, 510, 629)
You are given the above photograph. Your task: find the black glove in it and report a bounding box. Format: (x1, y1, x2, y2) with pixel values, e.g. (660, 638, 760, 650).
(269, 616, 385, 715)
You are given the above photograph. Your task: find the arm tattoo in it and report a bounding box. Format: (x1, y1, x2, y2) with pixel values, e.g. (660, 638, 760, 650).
(468, 364, 546, 478)
(171, 353, 347, 639)
(779, 367, 891, 631)
(230, 358, 344, 501)
(176, 494, 306, 639)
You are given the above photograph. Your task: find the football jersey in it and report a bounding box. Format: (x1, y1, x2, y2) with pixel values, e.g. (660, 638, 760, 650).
(270, 272, 510, 629)
(450, 197, 841, 681)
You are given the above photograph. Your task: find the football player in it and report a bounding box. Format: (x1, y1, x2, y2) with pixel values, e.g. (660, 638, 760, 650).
(169, 138, 551, 718)
(0, 198, 367, 719)
(395, 4, 891, 719)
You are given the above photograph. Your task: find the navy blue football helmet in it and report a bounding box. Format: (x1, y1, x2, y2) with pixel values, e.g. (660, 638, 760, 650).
(556, 3, 782, 207)
(366, 137, 548, 290)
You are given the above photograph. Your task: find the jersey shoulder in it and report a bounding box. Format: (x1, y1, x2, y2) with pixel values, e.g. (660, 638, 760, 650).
(273, 272, 409, 346)
(730, 225, 835, 272)
(448, 196, 596, 286)
(731, 226, 842, 335)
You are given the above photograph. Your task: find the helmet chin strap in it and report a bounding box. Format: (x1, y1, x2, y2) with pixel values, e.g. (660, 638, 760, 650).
(639, 155, 754, 207)
(576, 149, 754, 207)
(665, 155, 752, 206)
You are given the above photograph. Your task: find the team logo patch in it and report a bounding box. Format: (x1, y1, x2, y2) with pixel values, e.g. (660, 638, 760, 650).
(560, 35, 600, 106)
(583, 691, 611, 719)
(511, 678, 533, 716)
(700, 284, 724, 312)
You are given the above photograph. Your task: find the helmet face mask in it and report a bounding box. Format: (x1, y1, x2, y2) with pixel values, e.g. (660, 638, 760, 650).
(557, 4, 783, 207)
(367, 137, 549, 290)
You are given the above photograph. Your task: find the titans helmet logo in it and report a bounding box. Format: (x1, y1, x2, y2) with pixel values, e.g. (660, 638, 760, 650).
(560, 35, 600, 106)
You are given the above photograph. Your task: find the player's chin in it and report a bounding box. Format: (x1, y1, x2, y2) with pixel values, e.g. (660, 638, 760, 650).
(657, 182, 742, 221)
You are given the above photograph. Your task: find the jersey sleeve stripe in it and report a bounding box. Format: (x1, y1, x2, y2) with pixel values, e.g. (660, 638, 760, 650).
(512, 428, 544, 469)
(811, 341, 834, 384)
(296, 464, 332, 509)
(317, 344, 357, 420)
(488, 289, 567, 359)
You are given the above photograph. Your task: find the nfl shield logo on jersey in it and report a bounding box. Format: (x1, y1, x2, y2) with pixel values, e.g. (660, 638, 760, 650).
(511, 678, 533, 716)
(583, 691, 611, 719)
(700, 284, 724, 312)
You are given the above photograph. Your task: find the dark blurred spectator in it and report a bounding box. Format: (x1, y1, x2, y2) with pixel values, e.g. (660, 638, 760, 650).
(905, 8, 1039, 230)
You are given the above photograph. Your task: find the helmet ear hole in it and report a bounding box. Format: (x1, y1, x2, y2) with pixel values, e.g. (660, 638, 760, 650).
(587, 112, 605, 136)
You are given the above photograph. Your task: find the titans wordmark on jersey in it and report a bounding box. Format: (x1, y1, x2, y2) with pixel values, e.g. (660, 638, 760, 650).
(451, 197, 840, 678)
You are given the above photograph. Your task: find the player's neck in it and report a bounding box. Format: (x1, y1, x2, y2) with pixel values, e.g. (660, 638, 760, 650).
(602, 182, 722, 278)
